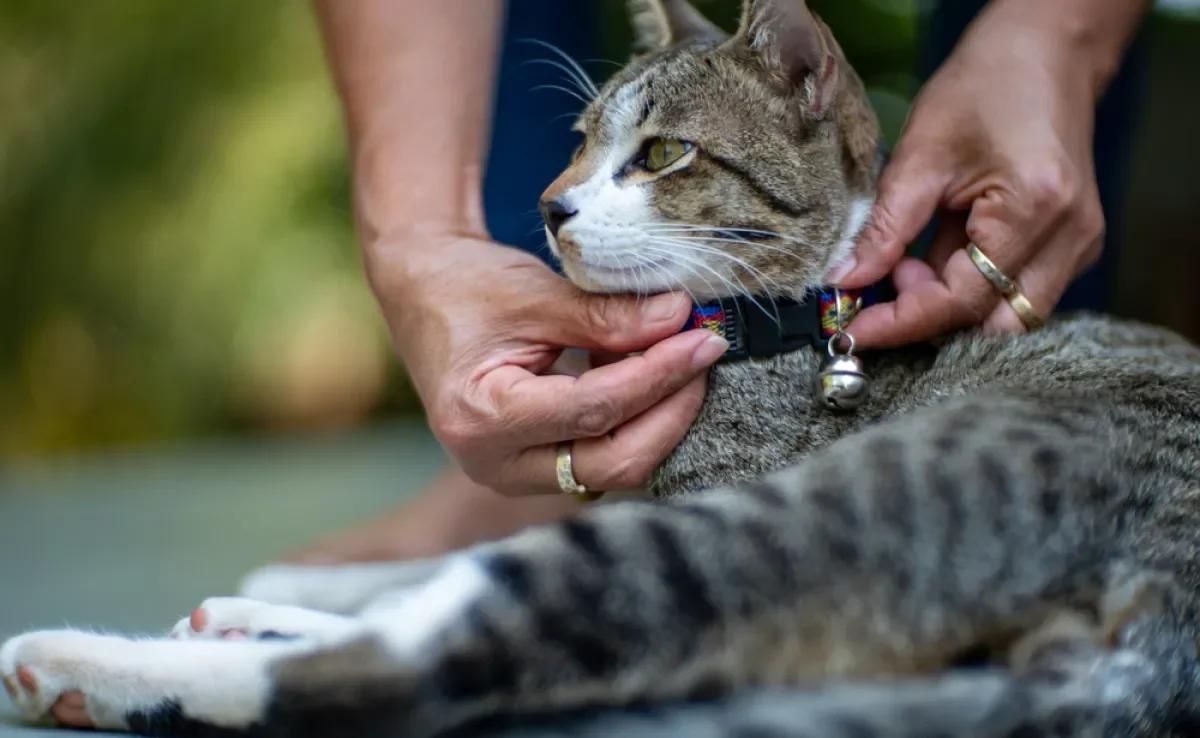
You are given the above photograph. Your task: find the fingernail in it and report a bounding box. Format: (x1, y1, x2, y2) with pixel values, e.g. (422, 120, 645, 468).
(692, 333, 729, 369)
(646, 292, 688, 323)
(825, 255, 856, 285)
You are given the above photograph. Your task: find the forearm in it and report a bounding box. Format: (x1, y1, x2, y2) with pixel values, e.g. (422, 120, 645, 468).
(313, 0, 505, 251)
(982, 0, 1151, 97)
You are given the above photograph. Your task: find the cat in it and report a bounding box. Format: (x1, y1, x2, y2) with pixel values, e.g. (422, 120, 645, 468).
(4, 1, 1200, 736)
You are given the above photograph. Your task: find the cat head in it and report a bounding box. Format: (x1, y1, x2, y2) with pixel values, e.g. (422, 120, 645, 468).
(539, 0, 881, 301)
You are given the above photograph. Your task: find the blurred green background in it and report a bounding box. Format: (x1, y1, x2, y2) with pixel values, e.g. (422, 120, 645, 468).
(2, 0, 1199, 462)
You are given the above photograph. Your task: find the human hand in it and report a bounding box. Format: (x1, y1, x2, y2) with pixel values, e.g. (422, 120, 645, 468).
(830, 1, 1110, 348)
(365, 231, 727, 497)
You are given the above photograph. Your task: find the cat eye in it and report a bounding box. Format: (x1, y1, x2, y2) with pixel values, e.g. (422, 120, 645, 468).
(641, 138, 694, 172)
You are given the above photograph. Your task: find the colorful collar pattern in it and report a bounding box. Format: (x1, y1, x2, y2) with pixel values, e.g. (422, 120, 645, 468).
(682, 282, 892, 362)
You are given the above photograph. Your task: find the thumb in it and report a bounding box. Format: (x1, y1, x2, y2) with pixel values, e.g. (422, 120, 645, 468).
(545, 290, 694, 354)
(830, 148, 949, 289)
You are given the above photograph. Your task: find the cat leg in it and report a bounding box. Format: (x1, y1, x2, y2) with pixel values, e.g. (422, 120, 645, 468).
(37, 397, 1131, 737)
(456, 568, 1198, 738)
(169, 597, 359, 642)
(245, 397, 1136, 736)
(237, 556, 446, 614)
(1, 629, 316, 733)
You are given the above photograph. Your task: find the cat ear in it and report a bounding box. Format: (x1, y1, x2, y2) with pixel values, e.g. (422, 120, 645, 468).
(628, 0, 727, 53)
(737, 0, 838, 116)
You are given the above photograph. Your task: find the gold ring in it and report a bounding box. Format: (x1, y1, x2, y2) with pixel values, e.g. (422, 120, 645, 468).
(1005, 291, 1045, 331)
(555, 442, 604, 502)
(965, 243, 1044, 331)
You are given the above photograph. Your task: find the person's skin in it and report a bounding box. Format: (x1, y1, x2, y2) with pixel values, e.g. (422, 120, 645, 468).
(833, 0, 1151, 346)
(316, 0, 729, 502)
(289, 0, 1150, 564)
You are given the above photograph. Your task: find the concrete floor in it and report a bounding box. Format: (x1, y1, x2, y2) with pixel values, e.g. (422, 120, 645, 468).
(0, 422, 446, 737)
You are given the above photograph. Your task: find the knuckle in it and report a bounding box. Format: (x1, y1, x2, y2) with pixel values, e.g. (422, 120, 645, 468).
(572, 396, 622, 438)
(862, 202, 911, 257)
(604, 453, 654, 490)
(582, 298, 620, 339)
(1020, 159, 1079, 213)
(428, 394, 486, 457)
(1077, 202, 1106, 247)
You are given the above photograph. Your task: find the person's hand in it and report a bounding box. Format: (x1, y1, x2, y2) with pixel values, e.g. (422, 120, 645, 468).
(831, 2, 1108, 348)
(365, 230, 727, 497)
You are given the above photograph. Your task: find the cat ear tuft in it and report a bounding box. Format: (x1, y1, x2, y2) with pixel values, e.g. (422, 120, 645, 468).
(737, 0, 838, 116)
(628, 0, 727, 53)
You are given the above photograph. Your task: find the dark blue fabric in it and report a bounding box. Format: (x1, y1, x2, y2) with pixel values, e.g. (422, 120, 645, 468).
(482, 0, 600, 269)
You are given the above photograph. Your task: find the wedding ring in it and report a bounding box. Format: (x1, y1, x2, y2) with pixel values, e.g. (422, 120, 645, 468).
(555, 442, 604, 502)
(1004, 291, 1045, 332)
(965, 243, 1045, 331)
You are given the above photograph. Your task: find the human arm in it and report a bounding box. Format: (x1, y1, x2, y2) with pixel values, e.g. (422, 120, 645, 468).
(832, 0, 1152, 346)
(312, 0, 725, 495)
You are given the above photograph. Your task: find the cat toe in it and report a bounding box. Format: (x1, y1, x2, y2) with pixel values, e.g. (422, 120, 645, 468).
(173, 596, 353, 642)
(1, 631, 117, 728)
(172, 597, 267, 640)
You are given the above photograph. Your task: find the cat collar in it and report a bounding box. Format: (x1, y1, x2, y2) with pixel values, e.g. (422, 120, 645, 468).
(683, 281, 893, 362)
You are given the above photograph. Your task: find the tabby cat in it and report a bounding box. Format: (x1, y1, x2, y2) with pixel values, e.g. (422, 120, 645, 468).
(3, 1, 1199, 736)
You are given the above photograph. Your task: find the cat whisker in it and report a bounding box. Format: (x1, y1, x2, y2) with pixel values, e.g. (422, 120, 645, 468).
(518, 39, 601, 100)
(645, 232, 805, 261)
(549, 111, 584, 126)
(636, 244, 721, 301)
(644, 238, 787, 316)
(645, 236, 787, 295)
(642, 223, 818, 246)
(522, 60, 599, 104)
(642, 225, 817, 253)
(531, 84, 592, 108)
(643, 239, 780, 323)
(631, 248, 705, 306)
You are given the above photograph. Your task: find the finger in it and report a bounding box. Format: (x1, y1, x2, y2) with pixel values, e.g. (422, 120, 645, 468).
(534, 288, 694, 354)
(840, 280, 967, 350)
(848, 190, 1049, 349)
(841, 247, 1007, 349)
(980, 235, 1078, 334)
(831, 145, 951, 289)
(981, 190, 1105, 334)
(479, 328, 726, 451)
(924, 210, 970, 273)
(890, 256, 939, 292)
(499, 373, 708, 496)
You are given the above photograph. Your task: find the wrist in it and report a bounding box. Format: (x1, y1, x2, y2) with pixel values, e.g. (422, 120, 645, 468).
(360, 221, 490, 308)
(352, 153, 490, 251)
(982, 0, 1149, 98)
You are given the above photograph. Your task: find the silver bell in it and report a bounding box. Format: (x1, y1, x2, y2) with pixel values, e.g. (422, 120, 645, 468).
(814, 353, 869, 412)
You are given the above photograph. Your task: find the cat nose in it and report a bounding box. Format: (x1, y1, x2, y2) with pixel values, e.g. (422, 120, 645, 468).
(539, 198, 577, 239)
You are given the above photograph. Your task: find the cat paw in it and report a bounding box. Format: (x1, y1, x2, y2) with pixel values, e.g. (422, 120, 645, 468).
(2, 630, 131, 729)
(3, 627, 290, 733)
(170, 597, 355, 641)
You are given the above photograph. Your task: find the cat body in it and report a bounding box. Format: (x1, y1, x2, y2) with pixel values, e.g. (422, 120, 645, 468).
(4, 1, 1200, 737)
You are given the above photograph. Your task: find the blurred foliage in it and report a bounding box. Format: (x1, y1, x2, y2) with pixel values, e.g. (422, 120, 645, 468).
(0, 1, 395, 458)
(1, 1, 1198, 461)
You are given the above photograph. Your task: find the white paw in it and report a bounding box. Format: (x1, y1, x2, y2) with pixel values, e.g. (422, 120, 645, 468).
(171, 597, 355, 642)
(2, 630, 143, 729)
(3, 628, 292, 732)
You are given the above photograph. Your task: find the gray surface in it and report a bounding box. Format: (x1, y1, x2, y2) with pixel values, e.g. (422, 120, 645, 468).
(0, 422, 445, 737)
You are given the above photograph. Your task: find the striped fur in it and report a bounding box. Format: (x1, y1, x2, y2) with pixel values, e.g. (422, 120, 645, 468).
(3, 1, 1199, 736)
